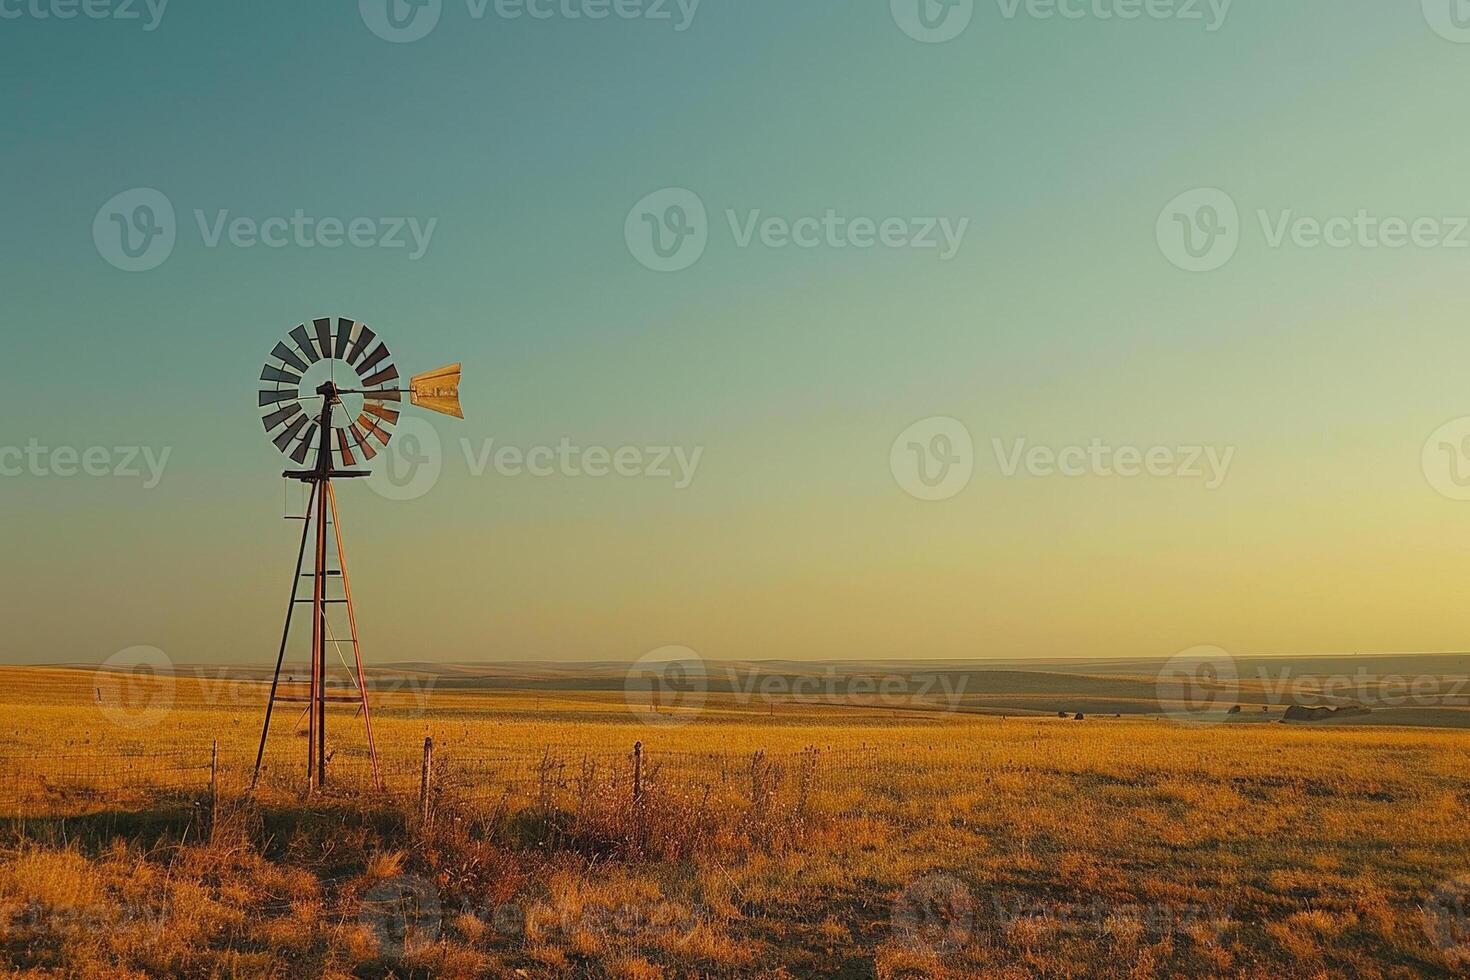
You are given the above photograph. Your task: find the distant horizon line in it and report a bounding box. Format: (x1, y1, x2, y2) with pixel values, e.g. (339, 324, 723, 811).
(15, 650, 1470, 672)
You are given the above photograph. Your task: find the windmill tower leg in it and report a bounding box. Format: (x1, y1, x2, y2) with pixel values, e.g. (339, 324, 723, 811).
(327, 482, 382, 790)
(252, 481, 319, 793)
(311, 475, 330, 792)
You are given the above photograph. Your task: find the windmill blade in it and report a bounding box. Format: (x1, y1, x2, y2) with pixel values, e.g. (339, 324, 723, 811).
(347, 325, 376, 366)
(362, 365, 400, 388)
(348, 423, 377, 461)
(313, 319, 334, 360)
(259, 389, 299, 407)
(273, 416, 309, 453)
(336, 428, 357, 467)
(366, 390, 402, 403)
(334, 318, 355, 359)
(289, 325, 320, 364)
(363, 403, 400, 425)
(261, 365, 302, 386)
(262, 404, 304, 432)
(271, 342, 311, 374)
(358, 343, 392, 374)
(291, 424, 318, 465)
(409, 363, 463, 419)
(358, 416, 392, 446)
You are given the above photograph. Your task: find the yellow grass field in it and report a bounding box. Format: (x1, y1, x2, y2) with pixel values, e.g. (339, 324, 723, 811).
(3, 665, 1470, 978)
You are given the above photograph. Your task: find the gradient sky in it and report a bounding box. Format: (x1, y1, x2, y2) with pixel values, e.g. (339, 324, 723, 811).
(4, 0, 1470, 666)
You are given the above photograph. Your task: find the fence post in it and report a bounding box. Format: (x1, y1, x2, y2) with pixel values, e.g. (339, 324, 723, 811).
(420, 737, 434, 824)
(209, 738, 219, 832)
(633, 741, 643, 804)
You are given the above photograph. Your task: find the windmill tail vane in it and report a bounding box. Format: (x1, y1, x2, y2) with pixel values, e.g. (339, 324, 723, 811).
(408, 363, 464, 419)
(251, 318, 464, 795)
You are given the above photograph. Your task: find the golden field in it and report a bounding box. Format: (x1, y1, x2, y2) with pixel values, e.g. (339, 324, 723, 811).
(2, 665, 1470, 978)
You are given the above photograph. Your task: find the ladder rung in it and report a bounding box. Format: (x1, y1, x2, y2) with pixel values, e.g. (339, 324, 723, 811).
(293, 599, 349, 604)
(272, 694, 363, 704)
(302, 571, 342, 577)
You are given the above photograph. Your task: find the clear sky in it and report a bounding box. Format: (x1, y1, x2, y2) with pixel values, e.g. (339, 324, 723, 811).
(4, 0, 1470, 666)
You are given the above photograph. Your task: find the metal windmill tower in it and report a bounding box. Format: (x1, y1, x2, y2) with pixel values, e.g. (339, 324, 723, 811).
(251, 318, 462, 793)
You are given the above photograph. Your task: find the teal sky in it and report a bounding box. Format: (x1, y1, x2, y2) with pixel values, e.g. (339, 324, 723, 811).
(5, 1, 1470, 667)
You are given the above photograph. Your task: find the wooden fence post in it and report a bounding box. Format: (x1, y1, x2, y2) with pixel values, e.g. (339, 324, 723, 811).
(209, 738, 219, 832)
(420, 737, 434, 824)
(633, 741, 643, 804)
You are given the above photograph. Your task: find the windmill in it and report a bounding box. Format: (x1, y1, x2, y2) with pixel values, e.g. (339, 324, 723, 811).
(251, 318, 463, 793)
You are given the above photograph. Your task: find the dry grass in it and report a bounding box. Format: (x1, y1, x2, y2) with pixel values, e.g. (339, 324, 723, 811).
(0, 667, 1468, 976)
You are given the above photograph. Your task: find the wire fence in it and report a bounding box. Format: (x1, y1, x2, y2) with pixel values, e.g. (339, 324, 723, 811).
(0, 740, 884, 820)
